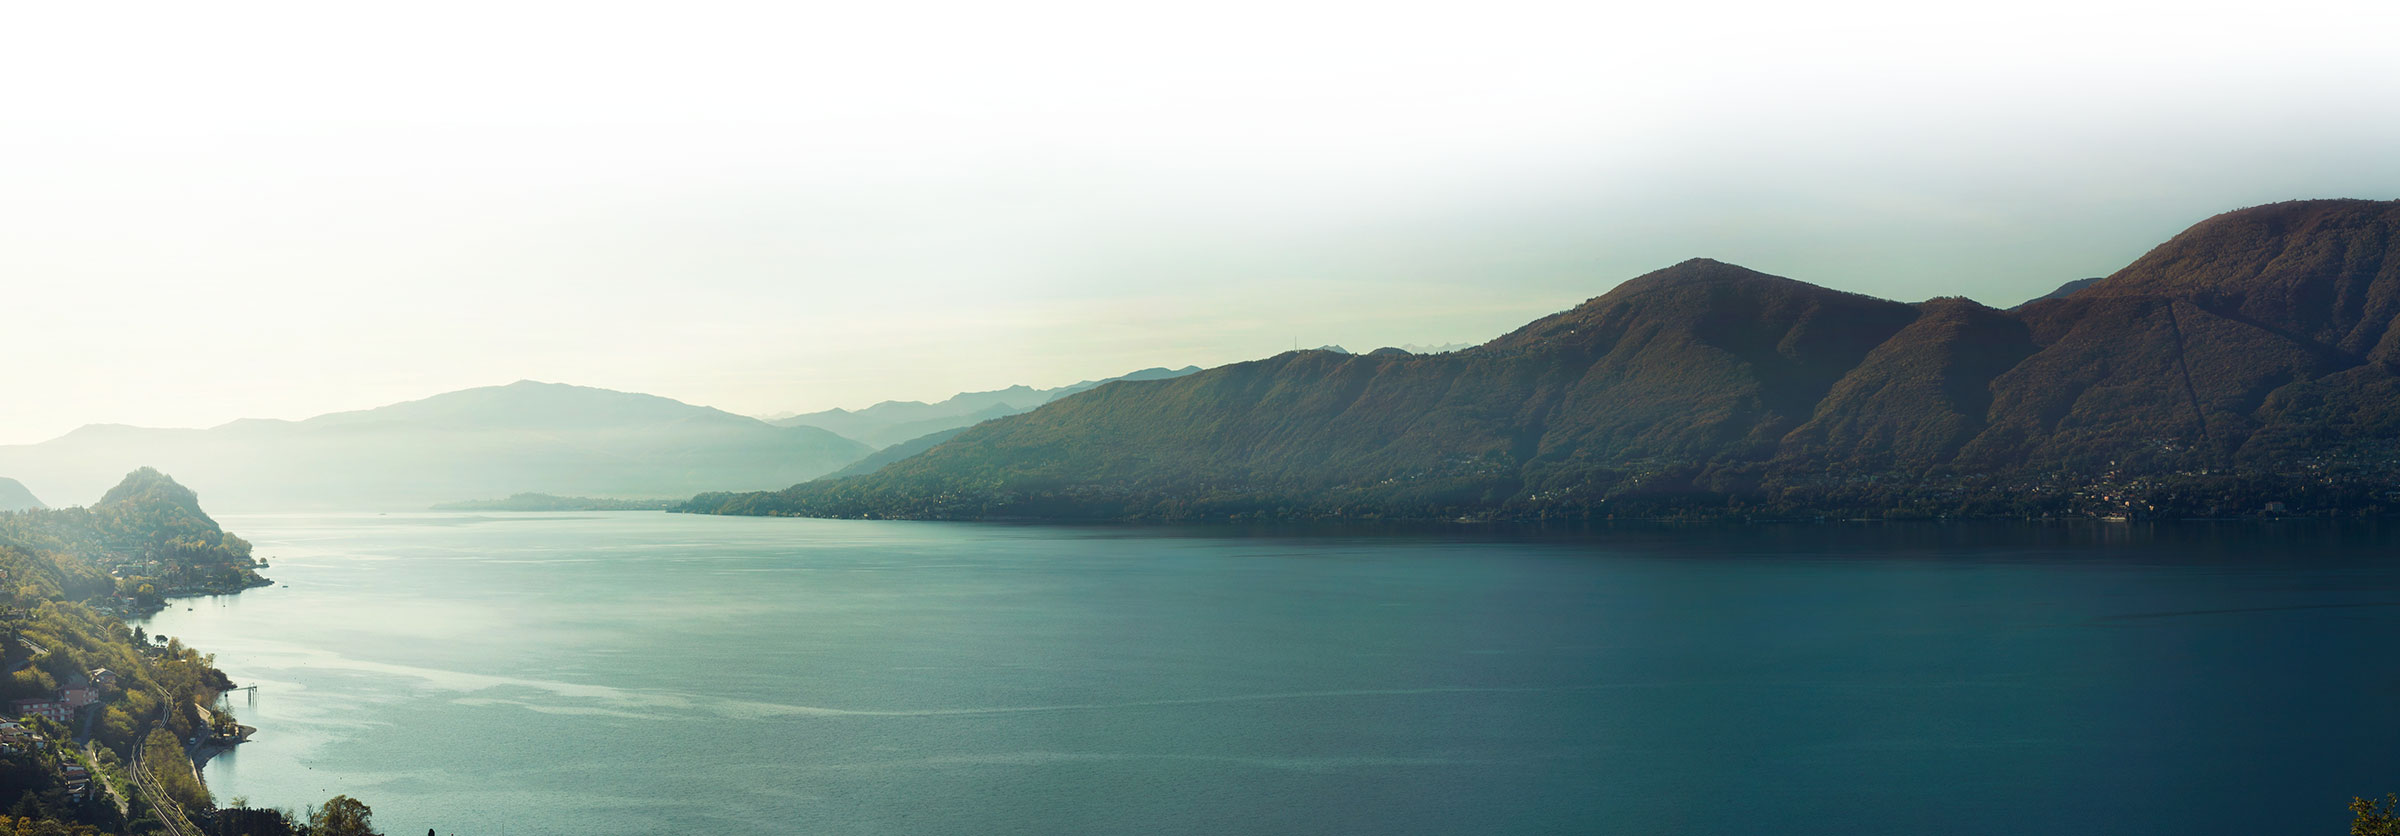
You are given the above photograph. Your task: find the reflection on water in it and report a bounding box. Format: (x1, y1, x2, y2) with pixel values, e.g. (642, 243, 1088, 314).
(142, 514, 2400, 835)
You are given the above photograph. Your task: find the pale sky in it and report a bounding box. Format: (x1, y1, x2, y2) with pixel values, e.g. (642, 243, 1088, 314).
(4, 0, 2398, 444)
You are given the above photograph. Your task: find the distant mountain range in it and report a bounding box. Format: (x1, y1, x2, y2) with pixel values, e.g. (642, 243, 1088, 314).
(1395, 342, 1477, 354)
(2016, 277, 2102, 308)
(0, 381, 868, 511)
(819, 426, 973, 480)
(0, 477, 42, 512)
(768, 367, 1201, 448)
(684, 199, 2400, 521)
(1297, 343, 1477, 356)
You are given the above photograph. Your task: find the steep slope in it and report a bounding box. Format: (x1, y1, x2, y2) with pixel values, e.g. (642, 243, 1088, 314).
(0, 381, 869, 510)
(2081, 199, 2400, 358)
(1778, 297, 2036, 470)
(688, 200, 2400, 521)
(1966, 295, 2333, 470)
(1497, 259, 1920, 470)
(1966, 200, 2400, 471)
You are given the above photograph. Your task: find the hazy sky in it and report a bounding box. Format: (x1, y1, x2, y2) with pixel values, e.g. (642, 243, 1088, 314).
(5, 0, 2398, 444)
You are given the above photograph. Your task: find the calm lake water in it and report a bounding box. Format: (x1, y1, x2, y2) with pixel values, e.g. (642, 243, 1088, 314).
(135, 513, 2400, 835)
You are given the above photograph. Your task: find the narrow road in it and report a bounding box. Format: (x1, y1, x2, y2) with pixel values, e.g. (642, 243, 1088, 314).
(75, 699, 98, 743)
(80, 740, 130, 819)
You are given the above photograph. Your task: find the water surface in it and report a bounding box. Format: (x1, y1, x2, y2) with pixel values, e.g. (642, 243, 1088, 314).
(139, 514, 2400, 834)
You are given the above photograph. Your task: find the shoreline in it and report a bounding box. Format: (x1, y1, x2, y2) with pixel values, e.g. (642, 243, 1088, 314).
(135, 596, 271, 800)
(191, 722, 257, 769)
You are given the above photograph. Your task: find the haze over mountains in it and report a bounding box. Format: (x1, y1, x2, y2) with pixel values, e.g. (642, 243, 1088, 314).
(0, 381, 868, 510)
(0, 477, 42, 512)
(767, 367, 1202, 448)
(1307, 343, 1478, 356)
(686, 199, 2400, 521)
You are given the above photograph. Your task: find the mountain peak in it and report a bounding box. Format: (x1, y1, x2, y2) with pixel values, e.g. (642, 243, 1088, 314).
(2092, 199, 2399, 296)
(96, 467, 205, 513)
(2185, 198, 2393, 237)
(1588, 258, 1872, 309)
(1486, 258, 1906, 354)
(2083, 197, 2400, 356)
(684, 199, 2400, 522)
(1645, 257, 1764, 278)
(303, 380, 761, 431)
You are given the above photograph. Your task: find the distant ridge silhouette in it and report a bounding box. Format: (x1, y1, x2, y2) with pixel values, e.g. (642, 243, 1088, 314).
(769, 366, 1202, 448)
(0, 381, 868, 510)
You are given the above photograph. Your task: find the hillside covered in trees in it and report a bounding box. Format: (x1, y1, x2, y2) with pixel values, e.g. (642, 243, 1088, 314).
(685, 199, 2400, 521)
(0, 468, 269, 612)
(0, 468, 362, 834)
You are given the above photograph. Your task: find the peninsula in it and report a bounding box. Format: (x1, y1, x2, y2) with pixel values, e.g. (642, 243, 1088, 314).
(0, 468, 363, 835)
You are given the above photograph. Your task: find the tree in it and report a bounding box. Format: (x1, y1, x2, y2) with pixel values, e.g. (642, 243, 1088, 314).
(214, 804, 297, 836)
(308, 795, 378, 836)
(2355, 794, 2400, 836)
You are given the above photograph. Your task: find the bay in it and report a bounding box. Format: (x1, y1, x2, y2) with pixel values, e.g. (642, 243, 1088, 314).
(135, 513, 2400, 835)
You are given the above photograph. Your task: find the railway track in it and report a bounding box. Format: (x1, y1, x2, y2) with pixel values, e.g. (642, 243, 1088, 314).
(128, 695, 203, 836)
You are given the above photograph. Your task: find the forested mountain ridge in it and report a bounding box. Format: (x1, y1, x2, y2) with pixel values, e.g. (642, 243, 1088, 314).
(684, 199, 2400, 521)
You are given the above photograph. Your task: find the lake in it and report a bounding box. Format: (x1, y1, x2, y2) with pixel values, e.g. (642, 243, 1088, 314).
(134, 513, 2400, 835)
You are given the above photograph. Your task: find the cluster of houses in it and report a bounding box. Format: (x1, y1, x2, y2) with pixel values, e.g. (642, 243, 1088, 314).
(0, 723, 91, 803)
(0, 719, 95, 801)
(0, 668, 118, 804)
(60, 760, 89, 802)
(0, 719, 42, 753)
